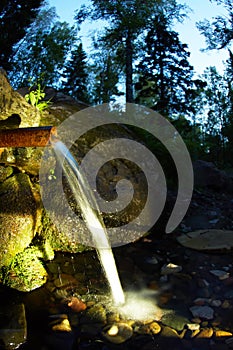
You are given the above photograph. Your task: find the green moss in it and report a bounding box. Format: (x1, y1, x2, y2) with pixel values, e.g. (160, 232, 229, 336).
(40, 211, 89, 254)
(2, 246, 48, 292)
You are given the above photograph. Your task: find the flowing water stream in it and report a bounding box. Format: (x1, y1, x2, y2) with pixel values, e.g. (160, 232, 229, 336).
(52, 140, 125, 305)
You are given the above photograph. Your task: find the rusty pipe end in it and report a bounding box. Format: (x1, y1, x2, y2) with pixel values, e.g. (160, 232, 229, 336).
(0, 126, 57, 148)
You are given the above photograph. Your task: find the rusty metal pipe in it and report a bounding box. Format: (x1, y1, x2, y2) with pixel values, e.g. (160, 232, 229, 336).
(0, 126, 57, 148)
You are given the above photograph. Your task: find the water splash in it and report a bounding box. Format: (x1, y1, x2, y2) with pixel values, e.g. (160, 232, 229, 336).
(52, 140, 125, 305)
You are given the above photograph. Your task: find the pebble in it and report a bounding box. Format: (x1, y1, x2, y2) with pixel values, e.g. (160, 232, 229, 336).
(135, 322, 161, 335)
(210, 270, 230, 280)
(210, 299, 222, 307)
(221, 300, 230, 309)
(195, 327, 214, 338)
(52, 318, 72, 332)
(160, 326, 180, 338)
(102, 323, 133, 344)
(190, 305, 214, 320)
(187, 323, 200, 331)
(81, 304, 107, 324)
(161, 263, 182, 275)
(67, 296, 87, 313)
(193, 298, 209, 306)
(215, 330, 232, 337)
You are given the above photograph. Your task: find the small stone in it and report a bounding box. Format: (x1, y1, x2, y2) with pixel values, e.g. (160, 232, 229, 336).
(136, 322, 161, 335)
(190, 305, 214, 320)
(221, 300, 230, 309)
(81, 304, 107, 324)
(187, 323, 200, 331)
(161, 312, 189, 331)
(160, 326, 180, 338)
(52, 318, 72, 332)
(210, 270, 230, 280)
(195, 328, 213, 338)
(210, 300, 222, 307)
(215, 330, 232, 337)
(194, 298, 209, 306)
(148, 322, 161, 334)
(161, 263, 182, 275)
(67, 296, 87, 313)
(102, 323, 133, 344)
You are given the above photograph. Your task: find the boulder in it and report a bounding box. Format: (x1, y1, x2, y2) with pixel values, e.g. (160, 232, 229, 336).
(0, 69, 40, 127)
(0, 173, 42, 266)
(193, 160, 233, 193)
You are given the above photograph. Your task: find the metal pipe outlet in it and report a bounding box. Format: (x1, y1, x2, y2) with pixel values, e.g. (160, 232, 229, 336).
(0, 126, 57, 148)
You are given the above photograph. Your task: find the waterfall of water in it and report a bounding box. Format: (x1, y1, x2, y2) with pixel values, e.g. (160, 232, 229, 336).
(52, 140, 125, 306)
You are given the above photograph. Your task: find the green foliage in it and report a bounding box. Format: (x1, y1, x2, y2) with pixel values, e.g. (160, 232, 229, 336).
(61, 43, 90, 103)
(25, 82, 51, 111)
(9, 5, 78, 88)
(76, 0, 188, 102)
(135, 9, 194, 117)
(0, 0, 44, 70)
(90, 40, 123, 104)
(197, 0, 233, 50)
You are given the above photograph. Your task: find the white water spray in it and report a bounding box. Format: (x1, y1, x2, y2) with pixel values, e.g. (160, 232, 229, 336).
(52, 141, 125, 305)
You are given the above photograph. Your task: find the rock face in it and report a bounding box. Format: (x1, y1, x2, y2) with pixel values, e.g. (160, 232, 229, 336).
(193, 160, 233, 193)
(0, 173, 41, 266)
(0, 69, 40, 127)
(0, 71, 93, 292)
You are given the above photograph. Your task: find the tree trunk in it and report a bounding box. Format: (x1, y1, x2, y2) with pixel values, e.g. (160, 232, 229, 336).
(125, 30, 134, 103)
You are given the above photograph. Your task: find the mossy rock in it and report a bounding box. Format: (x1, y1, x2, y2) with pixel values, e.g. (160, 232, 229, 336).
(0, 173, 42, 266)
(2, 246, 49, 292)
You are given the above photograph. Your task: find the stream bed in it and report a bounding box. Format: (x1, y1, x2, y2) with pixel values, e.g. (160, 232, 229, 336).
(1, 227, 233, 350)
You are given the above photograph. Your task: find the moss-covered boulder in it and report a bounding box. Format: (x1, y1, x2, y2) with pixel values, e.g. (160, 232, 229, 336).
(0, 173, 42, 266)
(2, 247, 49, 292)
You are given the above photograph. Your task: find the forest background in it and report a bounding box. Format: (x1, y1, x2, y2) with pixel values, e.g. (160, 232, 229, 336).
(1, 0, 233, 168)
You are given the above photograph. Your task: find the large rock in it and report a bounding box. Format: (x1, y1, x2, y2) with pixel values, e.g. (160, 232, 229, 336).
(0, 173, 42, 266)
(0, 69, 40, 127)
(193, 160, 233, 193)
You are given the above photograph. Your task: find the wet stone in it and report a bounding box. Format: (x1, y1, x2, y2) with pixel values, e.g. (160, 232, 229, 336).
(190, 305, 214, 320)
(195, 327, 214, 338)
(161, 263, 182, 275)
(66, 296, 87, 313)
(102, 323, 133, 344)
(135, 321, 161, 335)
(51, 318, 72, 332)
(80, 304, 107, 324)
(187, 323, 200, 331)
(210, 270, 230, 280)
(161, 309, 190, 331)
(214, 330, 232, 337)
